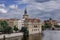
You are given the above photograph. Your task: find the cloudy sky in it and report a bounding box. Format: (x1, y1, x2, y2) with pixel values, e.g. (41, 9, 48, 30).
(0, 0, 60, 21)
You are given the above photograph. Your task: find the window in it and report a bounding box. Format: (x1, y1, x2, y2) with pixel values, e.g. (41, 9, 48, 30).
(34, 29, 37, 31)
(38, 29, 39, 31)
(32, 29, 37, 31)
(34, 25, 37, 28)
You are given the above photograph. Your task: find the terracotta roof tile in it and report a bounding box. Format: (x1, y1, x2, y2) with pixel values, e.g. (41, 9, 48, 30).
(26, 18, 40, 22)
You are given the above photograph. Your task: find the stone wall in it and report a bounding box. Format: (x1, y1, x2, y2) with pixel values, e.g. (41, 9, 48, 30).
(0, 33, 23, 40)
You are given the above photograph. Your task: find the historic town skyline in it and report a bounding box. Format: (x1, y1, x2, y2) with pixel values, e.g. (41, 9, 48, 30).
(0, 0, 60, 21)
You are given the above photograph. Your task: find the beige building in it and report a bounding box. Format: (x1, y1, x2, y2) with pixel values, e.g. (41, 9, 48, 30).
(0, 18, 19, 27)
(44, 18, 57, 28)
(5, 9, 42, 33)
(0, 9, 42, 34)
(22, 9, 42, 34)
(57, 22, 60, 25)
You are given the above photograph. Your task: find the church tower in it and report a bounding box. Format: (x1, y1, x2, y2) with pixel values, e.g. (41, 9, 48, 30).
(23, 8, 29, 19)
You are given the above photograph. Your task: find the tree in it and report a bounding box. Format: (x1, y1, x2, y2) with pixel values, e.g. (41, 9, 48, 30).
(42, 25, 45, 30)
(14, 26, 18, 31)
(42, 22, 51, 30)
(0, 21, 13, 34)
(3, 26, 13, 34)
(20, 27, 29, 37)
(0, 21, 8, 28)
(20, 27, 27, 32)
(54, 25, 60, 28)
(44, 23, 51, 29)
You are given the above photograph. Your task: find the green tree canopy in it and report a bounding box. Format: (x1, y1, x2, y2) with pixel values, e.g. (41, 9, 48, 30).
(14, 25, 18, 31)
(0, 21, 13, 34)
(0, 21, 8, 28)
(54, 25, 60, 28)
(42, 22, 52, 30)
(20, 27, 27, 32)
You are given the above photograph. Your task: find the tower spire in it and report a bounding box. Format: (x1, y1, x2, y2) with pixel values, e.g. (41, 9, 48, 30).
(23, 8, 29, 19)
(49, 18, 52, 20)
(24, 8, 27, 15)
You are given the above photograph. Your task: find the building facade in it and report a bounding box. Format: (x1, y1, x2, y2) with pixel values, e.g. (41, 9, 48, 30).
(14, 19, 25, 30)
(22, 9, 42, 34)
(0, 18, 19, 27)
(44, 18, 57, 29)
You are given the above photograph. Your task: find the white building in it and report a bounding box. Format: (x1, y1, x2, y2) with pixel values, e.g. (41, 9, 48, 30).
(17, 19, 25, 30)
(14, 19, 25, 30)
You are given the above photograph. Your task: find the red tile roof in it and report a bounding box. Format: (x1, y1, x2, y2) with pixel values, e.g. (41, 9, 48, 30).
(26, 18, 40, 22)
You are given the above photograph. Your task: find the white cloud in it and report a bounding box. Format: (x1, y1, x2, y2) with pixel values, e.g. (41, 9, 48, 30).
(0, 4, 7, 13)
(9, 4, 18, 9)
(0, 8, 7, 13)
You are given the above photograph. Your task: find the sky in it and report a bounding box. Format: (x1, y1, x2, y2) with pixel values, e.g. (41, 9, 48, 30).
(0, 0, 60, 21)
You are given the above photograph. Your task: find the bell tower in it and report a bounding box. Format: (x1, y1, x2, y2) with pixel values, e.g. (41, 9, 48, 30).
(23, 8, 29, 19)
